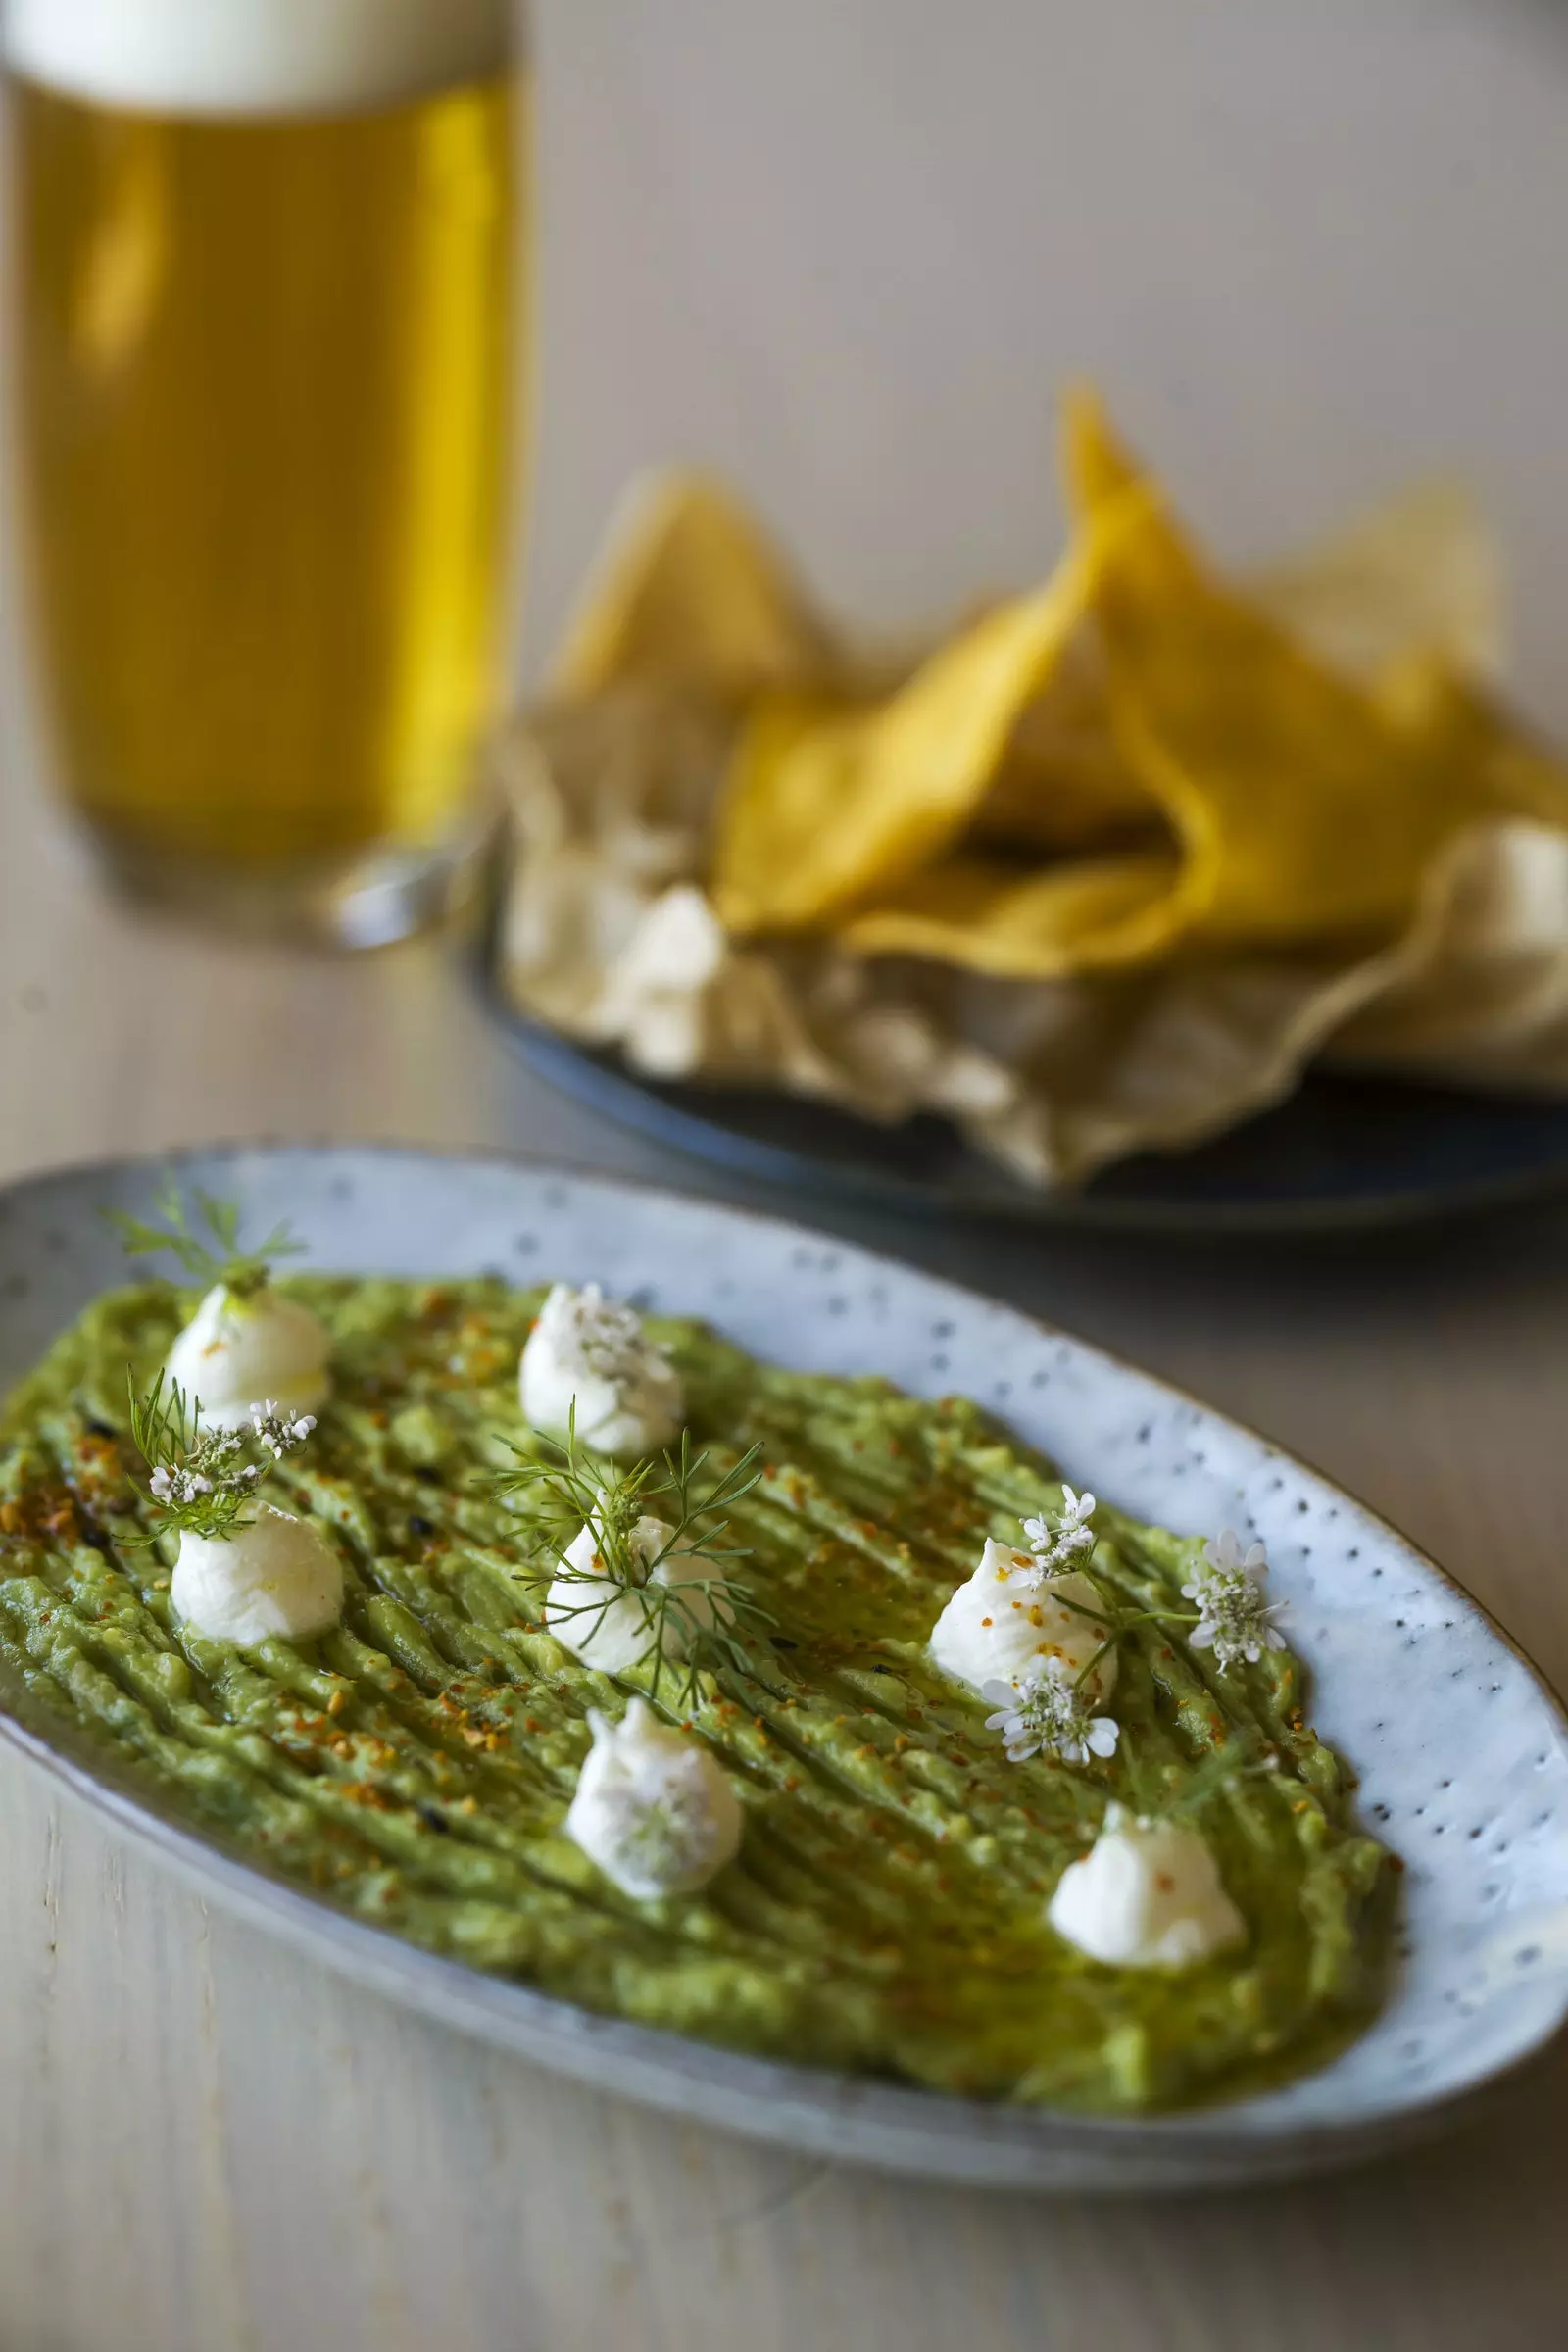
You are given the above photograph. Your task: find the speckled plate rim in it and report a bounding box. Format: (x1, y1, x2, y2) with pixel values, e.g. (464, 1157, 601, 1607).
(0, 1140, 1565, 2197)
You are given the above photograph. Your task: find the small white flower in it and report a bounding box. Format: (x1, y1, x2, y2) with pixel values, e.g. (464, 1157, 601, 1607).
(580, 1289, 664, 1379)
(520, 1282, 683, 1457)
(982, 1663, 1120, 1767)
(1019, 1485, 1097, 1586)
(1181, 1529, 1287, 1673)
(545, 1285, 671, 1388)
(1201, 1529, 1265, 1580)
(248, 1401, 318, 1458)
(151, 1463, 213, 1505)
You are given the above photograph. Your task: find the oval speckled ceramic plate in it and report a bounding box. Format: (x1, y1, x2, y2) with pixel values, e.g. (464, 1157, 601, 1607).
(0, 1144, 1565, 2193)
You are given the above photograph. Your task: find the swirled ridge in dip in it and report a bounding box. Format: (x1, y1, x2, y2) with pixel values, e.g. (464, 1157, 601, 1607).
(0, 1277, 1395, 2111)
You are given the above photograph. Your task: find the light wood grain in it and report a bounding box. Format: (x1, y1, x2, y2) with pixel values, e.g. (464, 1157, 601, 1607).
(6, 734, 1568, 2349)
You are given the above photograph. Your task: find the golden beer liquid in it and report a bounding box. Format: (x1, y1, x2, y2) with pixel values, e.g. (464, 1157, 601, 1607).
(7, 67, 523, 870)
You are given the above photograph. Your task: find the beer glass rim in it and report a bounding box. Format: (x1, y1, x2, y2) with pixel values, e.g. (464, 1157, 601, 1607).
(0, 0, 528, 121)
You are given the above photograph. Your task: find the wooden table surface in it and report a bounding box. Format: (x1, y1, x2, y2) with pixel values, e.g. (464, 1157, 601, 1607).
(3, 756, 1567, 2352)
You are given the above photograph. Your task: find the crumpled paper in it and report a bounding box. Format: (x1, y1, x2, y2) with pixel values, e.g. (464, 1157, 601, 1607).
(495, 452, 1568, 1191)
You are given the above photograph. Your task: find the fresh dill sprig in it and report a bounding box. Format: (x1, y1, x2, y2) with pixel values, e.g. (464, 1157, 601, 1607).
(106, 1176, 305, 1298)
(126, 1368, 315, 1544)
(485, 1409, 775, 1707)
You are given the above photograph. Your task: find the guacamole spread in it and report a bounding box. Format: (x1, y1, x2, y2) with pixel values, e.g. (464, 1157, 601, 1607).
(0, 1276, 1394, 2110)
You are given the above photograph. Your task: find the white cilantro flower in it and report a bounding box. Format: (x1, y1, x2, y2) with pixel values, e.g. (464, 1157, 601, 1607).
(148, 1464, 213, 1506)
(1018, 1484, 1097, 1586)
(1182, 1529, 1287, 1673)
(248, 1401, 318, 1458)
(131, 1369, 321, 1545)
(982, 1663, 1120, 1766)
(569, 1285, 670, 1385)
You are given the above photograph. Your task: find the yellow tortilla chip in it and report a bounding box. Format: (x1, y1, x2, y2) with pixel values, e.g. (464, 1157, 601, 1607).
(718, 393, 1531, 976)
(834, 400, 1534, 978)
(1251, 480, 1502, 686)
(711, 508, 1140, 934)
(974, 466, 1502, 856)
(1373, 659, 1568, 831)
(838, 849, 1184, 979)
(1045, 394, 1533, 956)
(970, 634, 1161, 854)
(553, 397, 1568, 996)
(552, 471, 828, 704)
(513, 427, 1568, 1192)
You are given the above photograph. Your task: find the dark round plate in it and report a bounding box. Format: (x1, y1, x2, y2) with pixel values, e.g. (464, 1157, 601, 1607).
(479, 949, 1568, 1236)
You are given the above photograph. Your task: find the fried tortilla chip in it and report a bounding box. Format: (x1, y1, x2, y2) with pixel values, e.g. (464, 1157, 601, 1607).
(552, 471, 831, 705)
(711, 510, 1141, 933)
(966, 471, 1501, 857)
(498, 693, 1568, 1193)
(835, 850, 1184, 979)
(516, 396, 1568, 1190)
(1054, 394, 1530, 956)
(970, 633, 1162, 855)
(834, 397, 1558, 976)
(1372, 658, 1568, 830)
(1252, 480, 1502, 686)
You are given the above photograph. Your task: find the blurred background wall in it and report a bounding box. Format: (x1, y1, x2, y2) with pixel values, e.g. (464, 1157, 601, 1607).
(525, 0, 1568, 724)
(7, 0, 1568, 749)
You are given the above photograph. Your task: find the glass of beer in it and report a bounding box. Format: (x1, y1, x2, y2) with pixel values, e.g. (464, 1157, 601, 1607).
(3, 0, 527, 945)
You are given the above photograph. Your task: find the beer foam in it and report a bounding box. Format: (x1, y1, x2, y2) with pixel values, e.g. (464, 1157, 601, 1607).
(3, 0, 514, 115)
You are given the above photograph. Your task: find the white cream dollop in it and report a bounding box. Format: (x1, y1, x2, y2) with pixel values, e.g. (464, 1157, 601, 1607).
(519, 1282, 683, 1458)
(929, 1539, 1116, 1704)
(545, 1509, 724, 1676)
(1048, 1803, 1247, 1970)
(564, 1697, 742, 1899)
(166, 1283, 331, 1431)
(172, 1504, 344, 1646)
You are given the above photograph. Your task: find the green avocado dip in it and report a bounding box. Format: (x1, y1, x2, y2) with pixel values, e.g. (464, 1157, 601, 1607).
(0, 1275, 1395, 2111)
